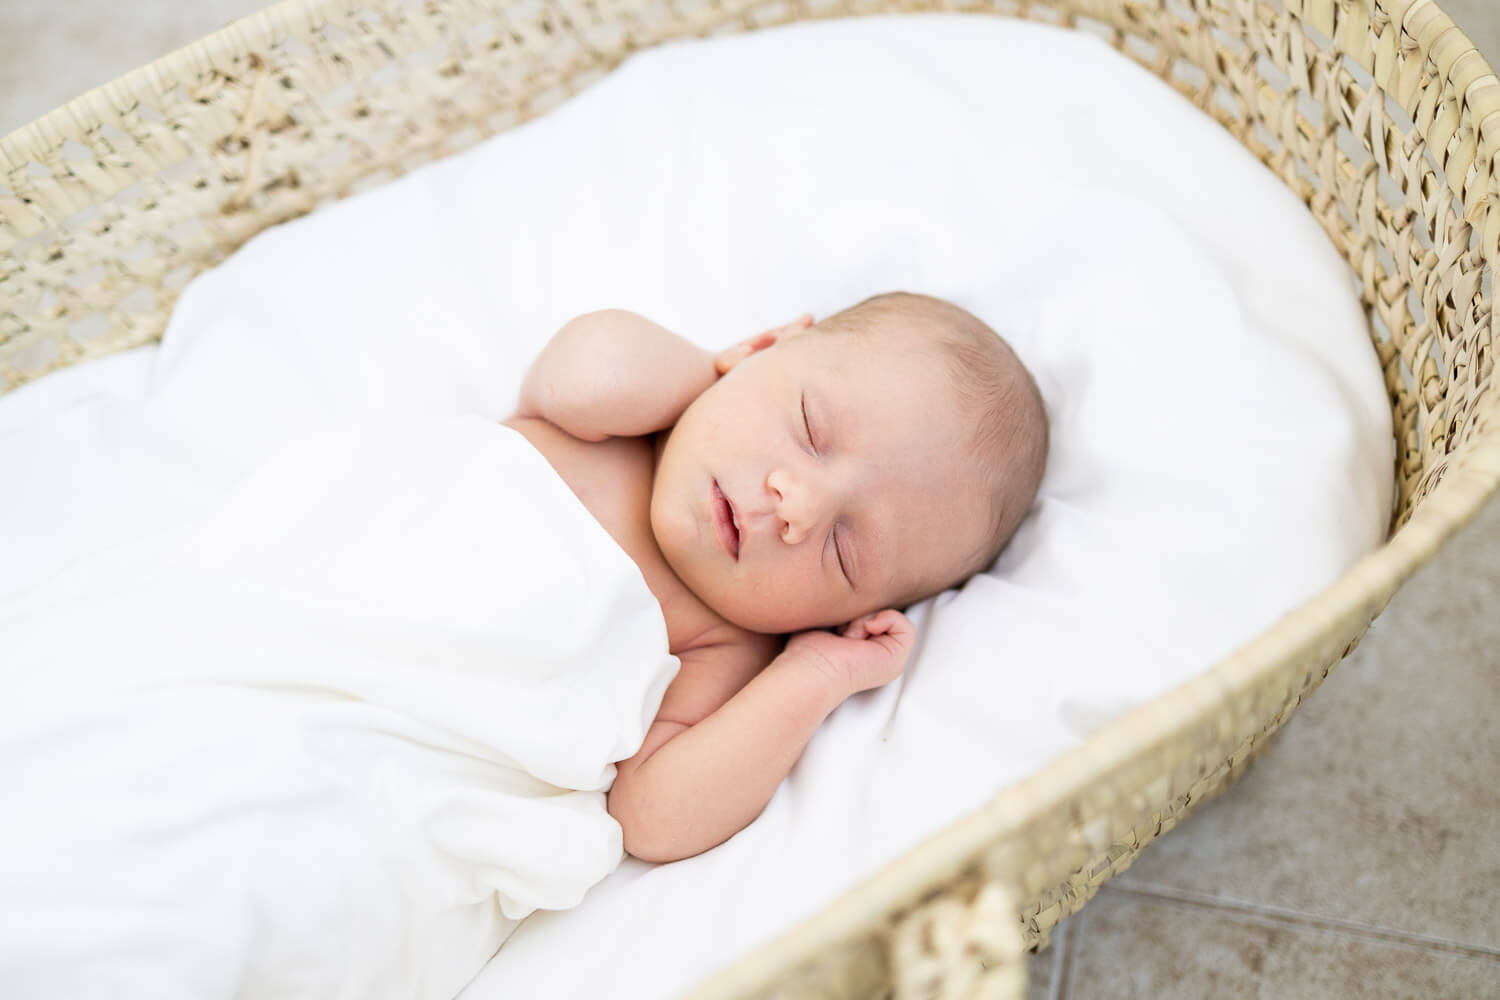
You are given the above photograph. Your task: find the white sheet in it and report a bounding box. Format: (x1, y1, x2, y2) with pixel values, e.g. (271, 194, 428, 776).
(0, 418, 677, 998)
(0, 12, 1393, 1000)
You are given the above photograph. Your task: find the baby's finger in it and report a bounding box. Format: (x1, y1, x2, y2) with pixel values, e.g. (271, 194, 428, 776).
(883, 611, 917, 647)
(840, 611, 883, 639)
(712, 344, 748, 375)
(714, 330, 782, 375)
(755, 315, 813, 343)
(865, 610, 915, 649)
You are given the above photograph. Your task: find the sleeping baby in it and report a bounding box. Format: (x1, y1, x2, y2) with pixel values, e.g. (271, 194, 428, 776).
(504, 290, 1048, 863)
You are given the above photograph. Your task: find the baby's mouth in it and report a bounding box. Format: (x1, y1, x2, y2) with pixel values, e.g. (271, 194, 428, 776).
(711, 479, 740, 560)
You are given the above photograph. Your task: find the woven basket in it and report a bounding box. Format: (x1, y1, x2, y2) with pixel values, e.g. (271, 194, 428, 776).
(3, 0, 1497, 996)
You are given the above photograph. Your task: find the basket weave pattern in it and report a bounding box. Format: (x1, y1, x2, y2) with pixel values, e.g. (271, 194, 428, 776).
(3, 1, 1497, 997)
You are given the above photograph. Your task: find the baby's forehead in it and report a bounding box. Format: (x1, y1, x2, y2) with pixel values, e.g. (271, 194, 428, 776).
(813, 320, 958, 380)
(816, 329, 966, 409)
(824, 308, 956, 348)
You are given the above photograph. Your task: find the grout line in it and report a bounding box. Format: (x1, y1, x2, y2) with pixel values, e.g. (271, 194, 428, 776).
(1055, 908, 1083, 1000)
(1045, 918, 1069, 1000)
(1101, 882, 1500, 963)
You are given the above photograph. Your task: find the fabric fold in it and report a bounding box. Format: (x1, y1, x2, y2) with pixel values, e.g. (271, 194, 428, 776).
(0, 416, 678, 999)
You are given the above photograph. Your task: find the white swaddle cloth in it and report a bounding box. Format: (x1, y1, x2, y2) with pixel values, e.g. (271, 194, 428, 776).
(0, 417, 678, 999)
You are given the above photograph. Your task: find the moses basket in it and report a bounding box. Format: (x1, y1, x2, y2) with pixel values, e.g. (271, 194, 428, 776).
(3, 0, 1498, 996)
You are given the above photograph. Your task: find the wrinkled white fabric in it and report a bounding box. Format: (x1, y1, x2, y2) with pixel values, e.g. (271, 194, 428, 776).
(0, 418, 677, 999)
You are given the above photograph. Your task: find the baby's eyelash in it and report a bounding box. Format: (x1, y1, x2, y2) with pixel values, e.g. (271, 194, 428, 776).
(833, 528, 850, 583)
(801, 393, 815, 452)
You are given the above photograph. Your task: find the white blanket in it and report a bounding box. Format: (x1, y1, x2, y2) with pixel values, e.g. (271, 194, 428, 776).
(0, 418, 677, 999)
(0, 12, 1392, 1000)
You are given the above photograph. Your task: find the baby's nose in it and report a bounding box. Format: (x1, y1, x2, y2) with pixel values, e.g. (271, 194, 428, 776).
(767, 468, 827, 545)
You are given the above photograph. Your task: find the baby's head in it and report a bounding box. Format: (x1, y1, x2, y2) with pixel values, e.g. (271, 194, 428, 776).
(651, 291, 1048, 635)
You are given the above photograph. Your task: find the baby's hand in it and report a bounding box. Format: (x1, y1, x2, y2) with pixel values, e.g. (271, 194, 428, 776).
(713, 313, 815, 376)
(784, 609, 915, 700)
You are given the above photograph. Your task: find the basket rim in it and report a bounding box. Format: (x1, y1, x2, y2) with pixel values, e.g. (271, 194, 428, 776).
(0, 0, 340, 169)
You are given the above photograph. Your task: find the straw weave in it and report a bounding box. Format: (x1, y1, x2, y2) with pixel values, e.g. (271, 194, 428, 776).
(3, 1, 1497, 997)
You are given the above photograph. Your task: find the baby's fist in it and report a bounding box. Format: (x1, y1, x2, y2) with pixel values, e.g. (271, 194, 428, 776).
(785, 609, 915, 700)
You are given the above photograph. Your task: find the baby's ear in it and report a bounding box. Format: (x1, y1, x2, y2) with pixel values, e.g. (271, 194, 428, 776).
(714, 313, 815, 376)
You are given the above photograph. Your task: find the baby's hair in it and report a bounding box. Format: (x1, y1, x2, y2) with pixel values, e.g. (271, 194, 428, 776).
(815, 291, 1049, 596)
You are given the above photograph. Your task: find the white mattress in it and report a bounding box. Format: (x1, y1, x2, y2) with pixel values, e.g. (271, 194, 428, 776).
(0, 13, 1392, 1000)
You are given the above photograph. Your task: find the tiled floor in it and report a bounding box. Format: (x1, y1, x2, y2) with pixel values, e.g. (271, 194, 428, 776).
(4, 2, 1498, 998)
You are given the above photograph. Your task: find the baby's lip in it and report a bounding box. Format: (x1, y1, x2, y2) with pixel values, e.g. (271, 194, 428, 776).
(711, 479, 740, 561)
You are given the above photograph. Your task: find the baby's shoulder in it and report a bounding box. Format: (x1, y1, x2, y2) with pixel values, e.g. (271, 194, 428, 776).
(502, 416, 734, 652)
(501, 416, 656, 524)
(502, 415, 654, 483)
(503, 411, 656, 558)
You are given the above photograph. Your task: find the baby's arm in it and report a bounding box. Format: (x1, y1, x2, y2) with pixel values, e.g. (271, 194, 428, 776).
(607, 611, 914, 863)
(515, 310, 716, 442)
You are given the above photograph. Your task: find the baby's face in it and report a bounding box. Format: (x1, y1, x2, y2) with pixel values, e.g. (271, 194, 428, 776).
(650, 327, 989, 634)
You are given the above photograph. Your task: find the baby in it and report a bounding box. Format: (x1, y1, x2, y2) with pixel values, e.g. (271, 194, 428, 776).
(503, 291, 1047, 863)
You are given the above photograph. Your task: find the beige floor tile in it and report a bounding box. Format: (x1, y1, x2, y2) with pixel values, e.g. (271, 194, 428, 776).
(1027, 948, 1055, 1000)
(1440, 0, 1500, 62)
(1026, 919, 1068, 1000)
(1065, 888, 1500, 1000)
(0, 0, 265, 137)
(1117, 492, 1500, 948)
